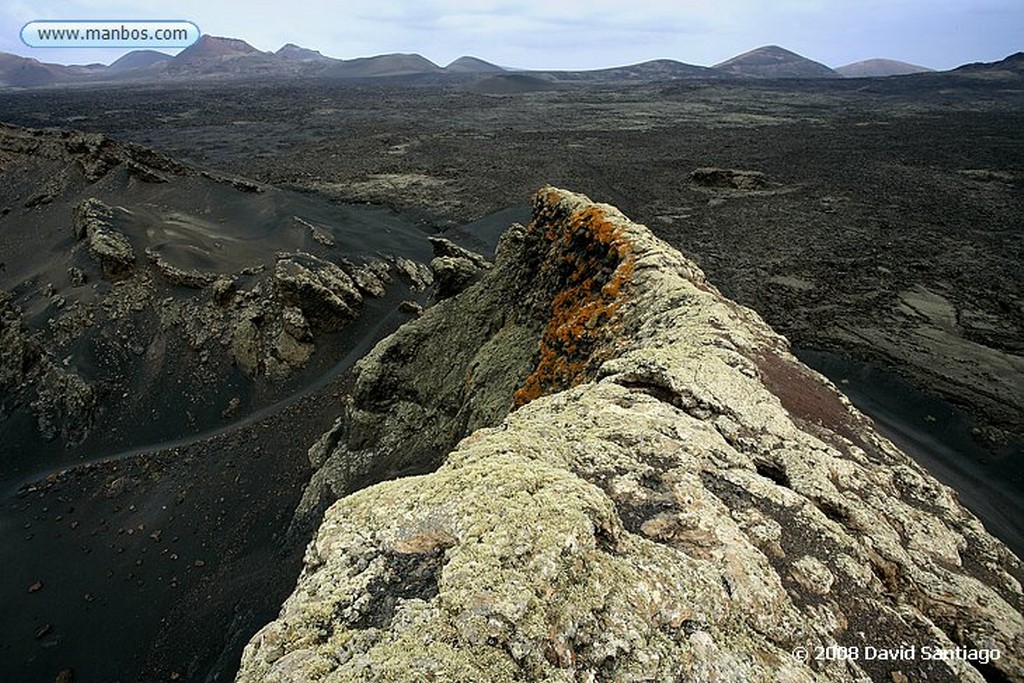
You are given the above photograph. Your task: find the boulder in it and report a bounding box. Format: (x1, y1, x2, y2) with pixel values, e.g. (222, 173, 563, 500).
(73, 198, 135, 280)
(350, 263, 388, 298)
(281, 306, 312, 342)
(231, 318, 261, 377)
(274, 253, 363, 331)
(391, 257, 433, 291)
(0, 290, 97, 445)
(428, 236, 492, 300)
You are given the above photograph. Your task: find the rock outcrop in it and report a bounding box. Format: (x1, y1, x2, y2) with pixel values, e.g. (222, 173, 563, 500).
(0, 290, 97, 445)
(427, 236, 491, 301)
(242, 186, 1021, 682)
(275, 253, 364, 332)
(689, 167, 768, 191)
(146, 248, 219, 288)
(1, 121, 442, 485)
(73, 198, 136, 280)
(0, 122, 194, 183)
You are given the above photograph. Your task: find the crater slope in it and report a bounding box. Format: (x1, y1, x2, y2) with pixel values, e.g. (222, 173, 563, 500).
(0, 123, 433, 482)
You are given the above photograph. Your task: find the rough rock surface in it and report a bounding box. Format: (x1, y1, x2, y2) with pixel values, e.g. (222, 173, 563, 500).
(427, 236, 491, 301)
(275, 253, 363, 331)
(689, 167, 768, 190)
(239, 188, 1023, 682)
(0, 290, 97, 444)
(0, 122, 194, 184)
(73, 198, 136, 280)
(350, 261, 390, 299)
(146, 248, 219, 288)
(289, 228, 544, 535)
(391, 256, 434, 292)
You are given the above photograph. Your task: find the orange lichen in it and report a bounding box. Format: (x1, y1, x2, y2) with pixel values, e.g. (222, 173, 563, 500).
(513, 199, 636, 408)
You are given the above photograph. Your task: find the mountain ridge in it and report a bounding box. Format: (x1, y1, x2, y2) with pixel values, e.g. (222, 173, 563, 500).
(0, 38, 1015, 87)
(836, 57, 933, 77)
(446, 55, 505, 73)
(276, 43, 330, 61)
(714, 44, 840, 78)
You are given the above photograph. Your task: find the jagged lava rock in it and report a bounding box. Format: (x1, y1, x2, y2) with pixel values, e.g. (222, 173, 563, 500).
(427, 236, 491, 300)
(238, 188, 1023, 683)
(689, 167, 767, 190)
(285, 192, 636, 535)
(73, 198, 135, 280)
(274, 253, 363, 331)
(0, 289, 97, 444)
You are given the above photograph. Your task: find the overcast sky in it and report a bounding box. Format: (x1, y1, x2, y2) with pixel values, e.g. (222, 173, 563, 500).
(3, 0, 1021, 70)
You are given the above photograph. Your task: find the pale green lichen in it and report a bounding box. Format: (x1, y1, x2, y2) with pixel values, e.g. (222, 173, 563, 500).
(238, 188, 1024, 683)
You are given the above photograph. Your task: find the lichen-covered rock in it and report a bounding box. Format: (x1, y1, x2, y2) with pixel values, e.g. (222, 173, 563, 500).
(427, 236, 491, 268)
(239, 188, 1023, 683)
(271, 329, 314, 377)
(73, 198, 135, 280)
(212, 276, 237, 304)
(350, 263, 389, 298)
(287, 225, 542, 534)
(0, 290, 97, 445)
(428, 237, 491, 301)
(146, 249, 219, 288)
(275, 253, 363, 331)
(391, 256, 434, 291)
(72, 197, 112, 240)
(282, 306, 312, 342)
(87, 226, 135, 280)
(231, 317, 262, 378)
(286, 197, 634, 534)
(429, 255, 482, 300)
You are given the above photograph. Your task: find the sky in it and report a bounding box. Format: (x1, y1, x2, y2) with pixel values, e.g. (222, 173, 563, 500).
(2, 0, 1022, 71)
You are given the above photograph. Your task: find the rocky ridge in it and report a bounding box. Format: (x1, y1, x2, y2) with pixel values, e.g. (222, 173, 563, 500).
(238, 188, 1023, 682)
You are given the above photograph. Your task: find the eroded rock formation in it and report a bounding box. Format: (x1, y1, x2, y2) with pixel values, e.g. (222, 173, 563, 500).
(238, 188, 1023, 682)
(0, 290, 97, 444)
(73, 198, 136, 281)
(427, 236, 492, 301)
